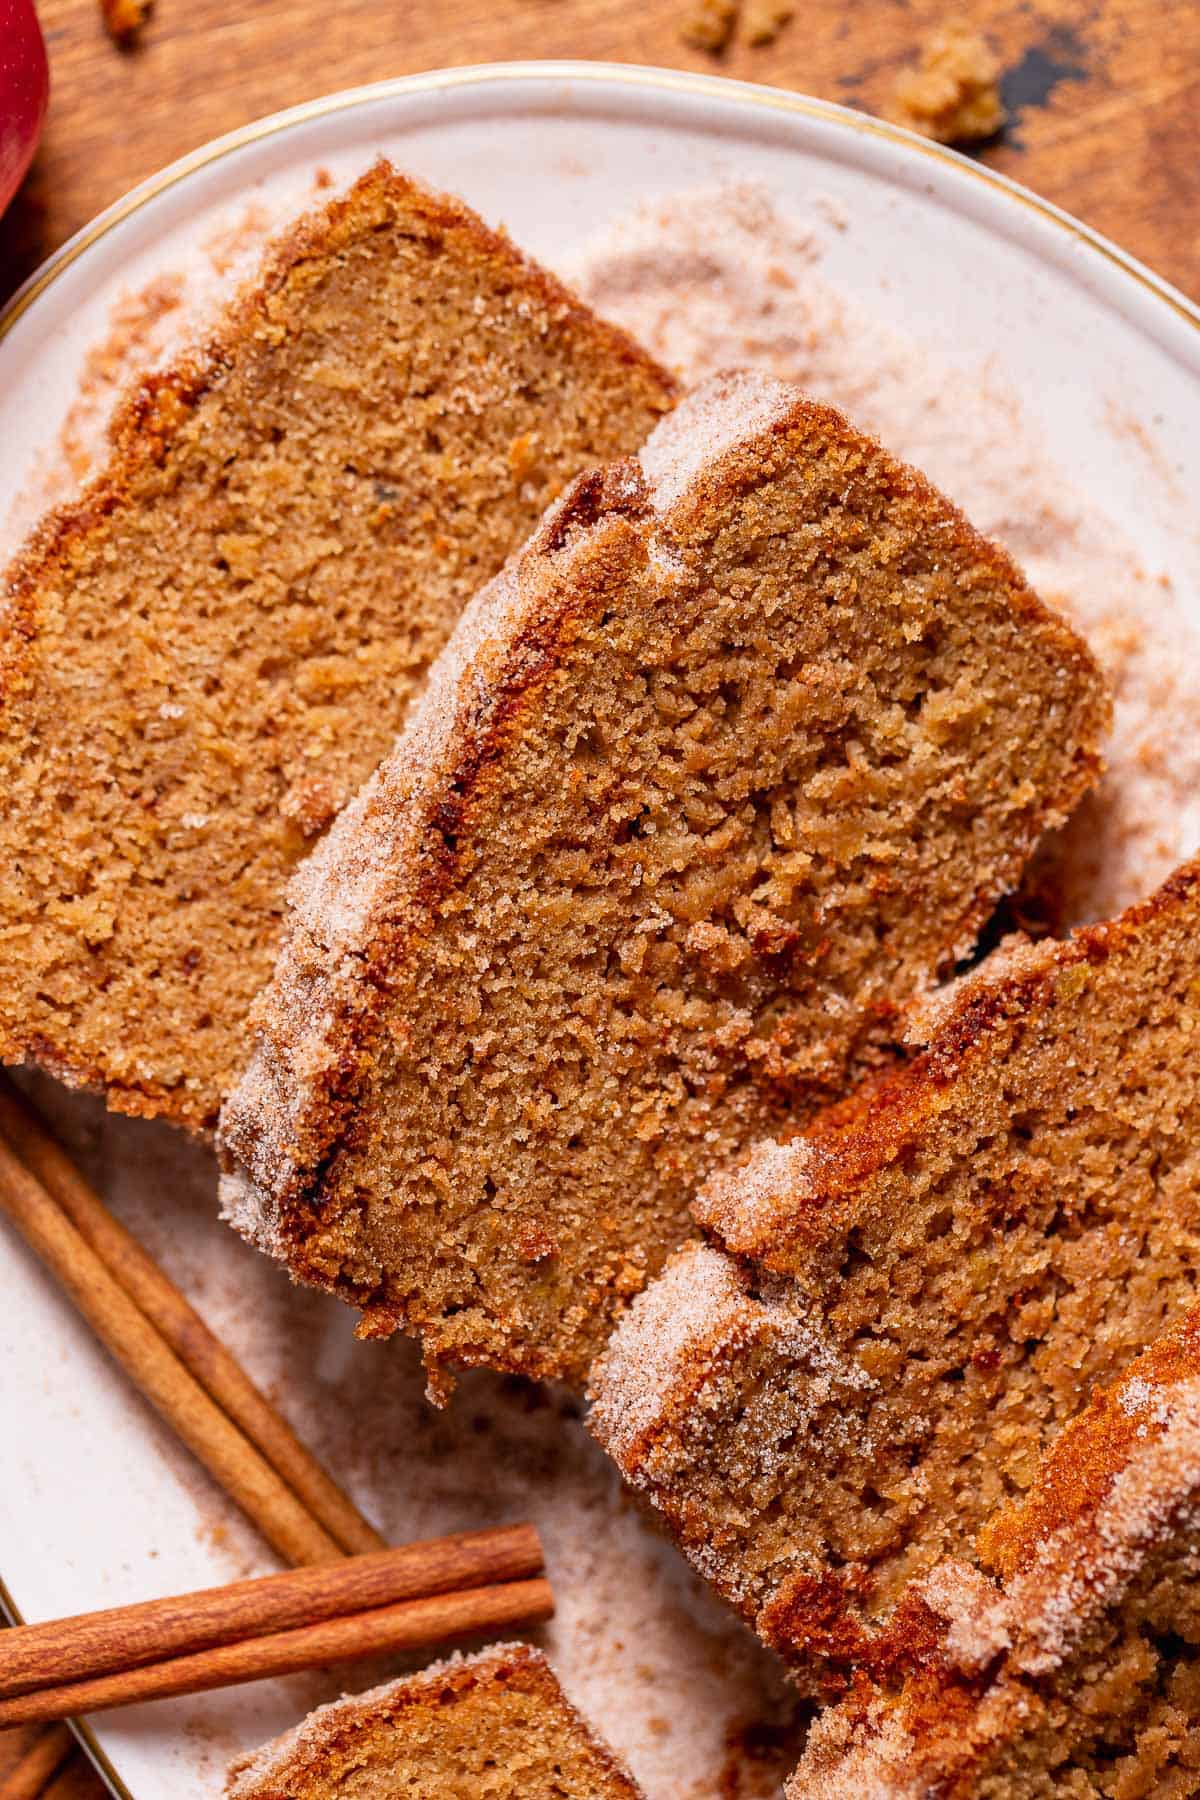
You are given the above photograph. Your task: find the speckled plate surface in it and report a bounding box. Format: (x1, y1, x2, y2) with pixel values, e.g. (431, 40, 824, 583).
(1, 62, 1199, 1800)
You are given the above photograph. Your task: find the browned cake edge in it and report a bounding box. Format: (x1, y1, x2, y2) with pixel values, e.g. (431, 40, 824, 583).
(218, 457, 662, 1266)
(977, 1298, 1200, 1587)
(223, 1641, 644, 1798)
(0, 158, 676, 1124)
(695, 854, 1200, 1272)
(786, 1302, 1200, 1797)
(587, 1238, 759, 1477)
(219, 371, 1110, 1291)
(590, 1239, 895, 1659)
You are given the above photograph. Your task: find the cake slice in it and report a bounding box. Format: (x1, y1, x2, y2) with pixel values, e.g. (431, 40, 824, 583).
(0, 161, 675, 1131)
(589, 856, 1200, 1672)
(224, 1642, 643, 1798)
(218, 369, 1108, 1390)
(790, 1305, 1200, 1797)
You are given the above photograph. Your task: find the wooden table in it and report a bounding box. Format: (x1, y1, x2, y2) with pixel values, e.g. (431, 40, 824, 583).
(0, 1, 1197, 1794)
(3, 0, 1200, 305)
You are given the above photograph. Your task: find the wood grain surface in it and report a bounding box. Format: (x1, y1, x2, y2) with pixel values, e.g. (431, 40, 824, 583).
(1, 0, 1199, 305)
(0, 0, 1197, 1793)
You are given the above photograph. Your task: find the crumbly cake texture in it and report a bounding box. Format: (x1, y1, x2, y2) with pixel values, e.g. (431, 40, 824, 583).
(570, 181, 1200, 932)
(790, 1306, 1200, 1798)
(224, 1642, 644, 1799)
(0, 161, 675, 1132)
(589, 856, 1200, 1676)
(218, 368, 1108, 1390)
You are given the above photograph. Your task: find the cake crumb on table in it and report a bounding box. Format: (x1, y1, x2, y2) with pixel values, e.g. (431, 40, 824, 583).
(742, 0, 793, 47)
(679, 0, 738, 52)
(888, 26, 1006, 145)
(100, 0, 152, 44)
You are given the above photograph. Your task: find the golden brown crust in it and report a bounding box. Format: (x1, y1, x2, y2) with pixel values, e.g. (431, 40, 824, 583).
(224, 468, 655, 1224)
(2, 161, 671, 660)
(979, 1300, 1200, 1582)
(788, 1303, 1200, 1796)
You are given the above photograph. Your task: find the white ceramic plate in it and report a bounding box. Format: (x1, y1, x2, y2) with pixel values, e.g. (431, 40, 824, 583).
(1, 62, 1199, 1800)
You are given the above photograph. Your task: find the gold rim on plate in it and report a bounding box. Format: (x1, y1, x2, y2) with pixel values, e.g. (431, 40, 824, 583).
(2, 61, 1199, 344)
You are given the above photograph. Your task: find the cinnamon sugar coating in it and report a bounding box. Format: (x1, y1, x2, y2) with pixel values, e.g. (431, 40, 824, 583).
(0, 161, 675, 1130)
(219, 369, 1107, 1389)
(590, 858, 1200, 1678)
(225, 1642, 643, 1798)
(791, 1306, 1200, 1797)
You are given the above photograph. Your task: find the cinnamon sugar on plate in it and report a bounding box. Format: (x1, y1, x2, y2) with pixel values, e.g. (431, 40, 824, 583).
(49, 274, 185, 500)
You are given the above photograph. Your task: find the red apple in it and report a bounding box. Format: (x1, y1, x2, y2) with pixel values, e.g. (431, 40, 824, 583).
(0, 0, 48, 218)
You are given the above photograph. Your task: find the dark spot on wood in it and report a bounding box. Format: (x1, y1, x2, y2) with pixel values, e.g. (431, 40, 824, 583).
(999, 26, 1090, 146)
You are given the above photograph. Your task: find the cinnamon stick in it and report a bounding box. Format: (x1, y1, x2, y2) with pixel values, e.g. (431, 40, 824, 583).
(0, 1526, 542, 1698)
(0, 1128, 341, 1568)
(0, 1579, 555, 1726)
(0, 1724, 74, 1799)
(0, 1074, 385, 1559)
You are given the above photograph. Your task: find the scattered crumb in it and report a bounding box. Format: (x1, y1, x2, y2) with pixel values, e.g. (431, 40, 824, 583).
(743, 0, 793, 47)
(814, 195, 849, 233)
(53, 273, 185, 491)
(101, 0, 152, 44)
(679, 0, 738, 53)
(888, 27, 1006, 145)
(203, 201, 272, 279)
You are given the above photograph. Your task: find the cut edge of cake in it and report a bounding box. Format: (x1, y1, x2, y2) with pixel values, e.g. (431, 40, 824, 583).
(590, 851, 1200, 1671)
(2, 158, 671, 655)
(694, 854, 1200, 1277)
